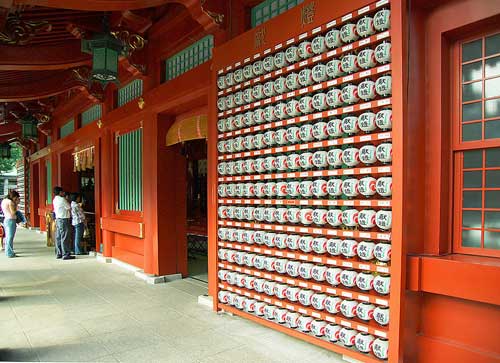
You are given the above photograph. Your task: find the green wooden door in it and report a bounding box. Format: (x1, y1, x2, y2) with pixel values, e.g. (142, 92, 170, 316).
(118, 128, 143, 211)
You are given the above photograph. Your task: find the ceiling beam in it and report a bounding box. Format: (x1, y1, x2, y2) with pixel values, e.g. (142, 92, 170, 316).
(111, 10, 153, 34)
(0, 122, 21, 139)
(0, 69, 86, 102)
(0, 0, 171, 11)
(1, 0, 222, 31)
(182, 0, 223, 32)
(0, 6, 8, 29)
(0, 134, 20, 143)
(0, 41, 90, 70)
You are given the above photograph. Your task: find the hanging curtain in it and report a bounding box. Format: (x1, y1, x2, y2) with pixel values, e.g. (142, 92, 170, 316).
(73, 146, 95, 172)
(165, 114, 207, 146)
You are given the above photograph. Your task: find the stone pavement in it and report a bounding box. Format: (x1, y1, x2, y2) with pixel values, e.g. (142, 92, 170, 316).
(0, 228, 345, 363)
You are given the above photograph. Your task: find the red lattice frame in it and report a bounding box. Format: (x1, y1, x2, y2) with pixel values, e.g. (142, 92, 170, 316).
(453, 30, 500, 257)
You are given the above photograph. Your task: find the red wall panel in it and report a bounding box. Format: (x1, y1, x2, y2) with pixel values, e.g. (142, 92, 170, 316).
(404, 1, 500, 362)
(418, 294, 500, 362)
(114, 234, 144, 257)
(418, 335, 499, 363)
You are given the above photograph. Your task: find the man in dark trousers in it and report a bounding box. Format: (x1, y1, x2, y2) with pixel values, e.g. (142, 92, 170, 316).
(52, 186, 74, 260)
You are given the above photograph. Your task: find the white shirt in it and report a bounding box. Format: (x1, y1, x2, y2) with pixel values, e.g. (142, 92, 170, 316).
(53, 195, 71, 219)
(1, 198, 16, 220)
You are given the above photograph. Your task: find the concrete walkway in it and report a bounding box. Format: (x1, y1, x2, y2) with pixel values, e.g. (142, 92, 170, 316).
(0, 228, 345, 363)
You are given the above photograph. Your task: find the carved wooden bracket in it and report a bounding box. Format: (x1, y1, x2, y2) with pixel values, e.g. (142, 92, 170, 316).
(71, 66, 105, 101)
(200, 0, 224, 26)
(0, 12, 52, 45)
(182, 0, 223, 32)
(34, 112, 51, 123)
(111, 29, 147, 74)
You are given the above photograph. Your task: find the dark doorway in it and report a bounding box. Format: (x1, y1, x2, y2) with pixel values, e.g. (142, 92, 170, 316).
(59, 149, 96, 253)
(183, 139, 208, 282)
(31, 163, 40, 228)
(78, 168, 96, 252)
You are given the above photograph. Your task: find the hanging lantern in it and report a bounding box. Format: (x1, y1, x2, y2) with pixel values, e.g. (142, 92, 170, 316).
(19, 115, 38, 140)
(81, 18, 123, 85)
(0, 143, 11, 158)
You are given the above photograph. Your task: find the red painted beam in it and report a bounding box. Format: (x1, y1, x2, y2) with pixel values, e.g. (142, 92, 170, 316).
(0, 122, 20, 137)
(0, 122, 21, 143)
(0, 69, 86, 102)
(407, 255, 500, 306)
(51, 90, 96, 129)
(2, 0, 170, 10)
(0, 41, 90, 71)
(3, 0, 222, 29)
(181, 0, 222, 32)
(5, 0, 222, 31)
(0, 133, 20, 143)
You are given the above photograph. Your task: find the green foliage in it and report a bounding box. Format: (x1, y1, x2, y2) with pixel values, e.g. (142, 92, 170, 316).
(0, 143, 22, 173)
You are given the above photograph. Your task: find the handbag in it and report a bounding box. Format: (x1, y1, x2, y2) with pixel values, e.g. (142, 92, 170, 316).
(83, 226, 90, 238)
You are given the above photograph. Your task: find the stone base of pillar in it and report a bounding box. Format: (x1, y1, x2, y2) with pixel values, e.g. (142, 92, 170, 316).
(92, 252, 182, 284)
(197, 294, 213, 308)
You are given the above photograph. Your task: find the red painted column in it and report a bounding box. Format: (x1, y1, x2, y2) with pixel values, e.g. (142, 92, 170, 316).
(50, 152, 57, 195)
(29, 162, 40, 228)
(142, 111, 158, 275)
(144, 113, 188, 277)
(100, 128, 114, 257)
(39, 159, 47, 231)
(59, 150, 79, 193)
(93, 136, 102, 252)
(207, 67, 218, 301)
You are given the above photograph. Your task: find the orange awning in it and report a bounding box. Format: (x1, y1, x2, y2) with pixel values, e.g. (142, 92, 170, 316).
(166, 114, 207, 146)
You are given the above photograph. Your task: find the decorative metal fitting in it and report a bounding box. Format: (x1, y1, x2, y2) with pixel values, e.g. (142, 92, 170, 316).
(201, 0, 224, 25)
(0, 13, 52, 45)
(137, 97, 145, 110)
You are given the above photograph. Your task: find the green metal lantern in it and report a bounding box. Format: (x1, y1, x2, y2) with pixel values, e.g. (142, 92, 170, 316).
(0, 143, 11, 158)
(19, 115, 38, 140)
(82, 19, 123, 85)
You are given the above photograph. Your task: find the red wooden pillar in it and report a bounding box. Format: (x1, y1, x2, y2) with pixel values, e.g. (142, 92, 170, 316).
(58, 150, 79, 193)
(50, 152, 57, 197)
(29, 161, 40, 228)
(142, 110, 158, 274)
(100, 88, 115, 257)
(171, 144, 187, 277)
(100, 128, 114, 256)
(143, 112, 187, 276)
(93, 136, 102, 252)
(39, 158, 48, 231)
(207, 69, 218, 301)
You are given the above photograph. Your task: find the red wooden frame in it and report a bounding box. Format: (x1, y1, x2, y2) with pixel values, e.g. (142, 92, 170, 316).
(112, 123, 144, 221)
(452, 29, 500, 258)
(209, 1, 408, 362)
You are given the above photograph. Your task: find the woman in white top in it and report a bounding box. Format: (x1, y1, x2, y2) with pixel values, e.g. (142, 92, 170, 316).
(1, 190, 20, 258)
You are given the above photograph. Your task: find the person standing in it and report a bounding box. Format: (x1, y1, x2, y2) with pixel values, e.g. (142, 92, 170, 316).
(53, 186, 74, 260)
(1, 190, 20, 258)
(70, 193, 86, 255)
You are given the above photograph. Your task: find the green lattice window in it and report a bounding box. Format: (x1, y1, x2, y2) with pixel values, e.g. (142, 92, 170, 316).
(59, 119, 74, 139)
(117, 79, 143, 108)
(46, 136, 51, 146)
(46, 161, 52, 204)
(81, 104, 102, 127)
(251, 0, 304, 27)
(118, 128, 143, 211)
(164, 35, 214, 82)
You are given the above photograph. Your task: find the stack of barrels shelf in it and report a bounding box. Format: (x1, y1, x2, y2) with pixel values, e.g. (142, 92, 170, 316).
(215, 1, 394, 361)
(16, 159, 27, 219)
